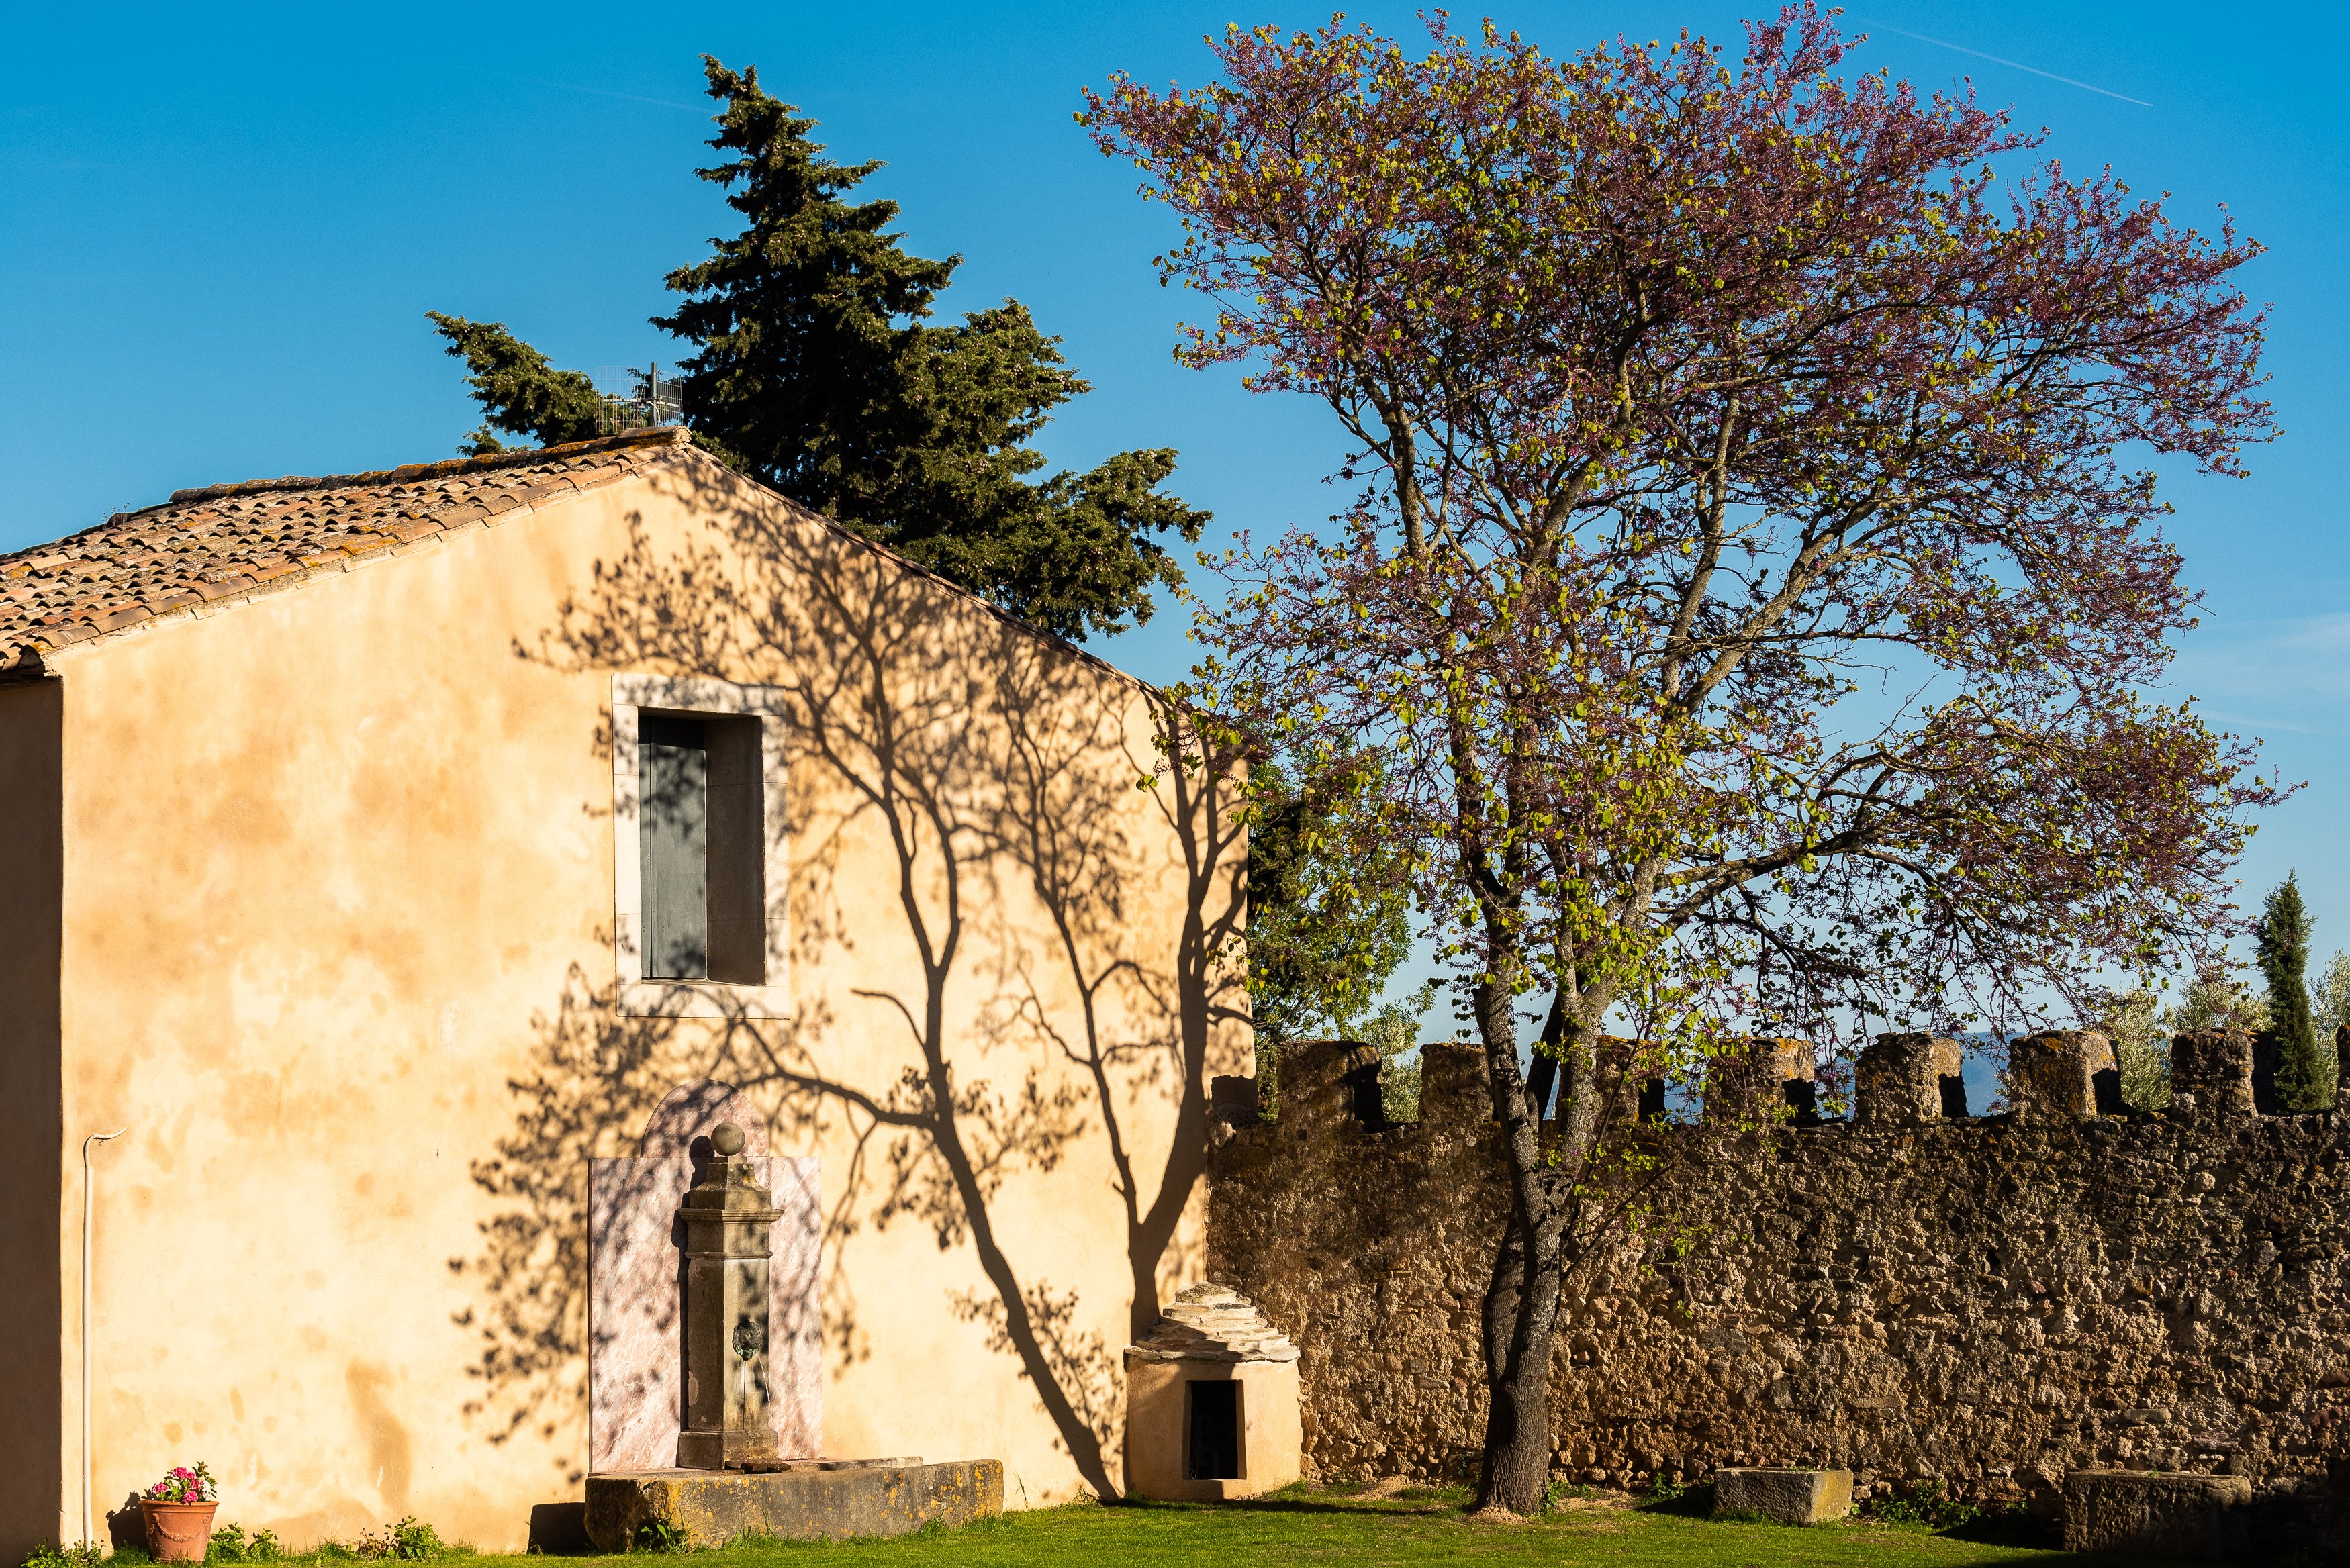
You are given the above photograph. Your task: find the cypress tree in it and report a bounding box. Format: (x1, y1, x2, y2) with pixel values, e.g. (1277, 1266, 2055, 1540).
(652, 58, 1207, 641)
(647, 58, 952, 509)
(2258, 871, 2330, 1110)
(425, 313, 604, 454)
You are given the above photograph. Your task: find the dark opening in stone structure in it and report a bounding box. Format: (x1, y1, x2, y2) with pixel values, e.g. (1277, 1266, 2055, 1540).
(1185, 1381, 1241, 1480)
(1938, 1072, 1969, 1118)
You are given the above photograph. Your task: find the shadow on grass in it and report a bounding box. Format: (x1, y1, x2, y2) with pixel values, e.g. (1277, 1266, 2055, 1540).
(1634, 1482, 2070, 1555)
(1933, 1559, 2207, 1568)
(1930, 1512, 2061, 1551)
(1115, 1491, 1456, 1519)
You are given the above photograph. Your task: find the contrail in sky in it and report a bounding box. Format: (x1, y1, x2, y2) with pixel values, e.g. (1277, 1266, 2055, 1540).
(506, 75, 704, 112)
(1868, 22, 2155, 107)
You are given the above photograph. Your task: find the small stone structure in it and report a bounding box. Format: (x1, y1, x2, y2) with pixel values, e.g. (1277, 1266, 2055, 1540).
(1123, 1285, 1303, 1500)
(2062, 1470, 2253, 1559)
(583, 1459, 1002, 1551)
(1209, 1026, 2350, 1531)
(2172, 1029, 2257, 1115)
(1855, 1032, 1965, 1124)
(1714, 1467, 1852, 1524)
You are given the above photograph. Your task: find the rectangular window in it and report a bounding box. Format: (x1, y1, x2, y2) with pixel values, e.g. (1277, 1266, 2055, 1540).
(638, 711, 764, 984)
(614, 676, 790, 1018)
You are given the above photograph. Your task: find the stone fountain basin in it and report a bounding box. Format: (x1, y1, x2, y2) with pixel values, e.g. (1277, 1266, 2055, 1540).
(583, 1457, 1002, 1549)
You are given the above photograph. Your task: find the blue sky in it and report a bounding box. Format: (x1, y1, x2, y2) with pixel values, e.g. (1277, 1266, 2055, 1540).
(6, 1, 2345, 1017)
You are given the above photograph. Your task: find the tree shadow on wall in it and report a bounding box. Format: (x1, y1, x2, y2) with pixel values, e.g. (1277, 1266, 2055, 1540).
(450, 454, 1249, 1498)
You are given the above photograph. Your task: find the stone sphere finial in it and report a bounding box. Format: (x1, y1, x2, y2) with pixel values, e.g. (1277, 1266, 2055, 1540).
(710, 1122, 746, 1156)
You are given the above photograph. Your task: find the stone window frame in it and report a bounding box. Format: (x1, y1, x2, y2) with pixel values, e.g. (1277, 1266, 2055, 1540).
(612, 673, 790, 1019)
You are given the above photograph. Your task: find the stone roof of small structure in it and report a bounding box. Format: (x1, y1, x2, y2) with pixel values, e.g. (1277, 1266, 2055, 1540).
(1127, 1283, 1300, 1364)
(0, 426, 698, 671)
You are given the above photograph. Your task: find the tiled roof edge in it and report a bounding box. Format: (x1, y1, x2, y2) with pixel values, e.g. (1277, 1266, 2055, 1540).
(147, 425, 692, 511)
(19, 437, 692, 664)
(15, 429, 1168, 707)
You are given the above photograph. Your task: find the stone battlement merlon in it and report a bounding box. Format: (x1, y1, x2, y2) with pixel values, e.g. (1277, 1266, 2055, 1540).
(1248, 1025, 2350, 1140)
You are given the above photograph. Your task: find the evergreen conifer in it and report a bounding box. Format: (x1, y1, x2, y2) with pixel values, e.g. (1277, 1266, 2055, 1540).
(430, 58, 1205, 641)
(2258, 871, 2331, 1110)
(425, 313, 604, 454)
(653, 58, 1207, 640)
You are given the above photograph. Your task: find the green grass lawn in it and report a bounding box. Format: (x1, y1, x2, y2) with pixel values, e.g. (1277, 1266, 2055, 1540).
(676, 1492, 2186, 1566)
(180, 1487, 2210, 1568)
(687, 1492, 2204, 1567)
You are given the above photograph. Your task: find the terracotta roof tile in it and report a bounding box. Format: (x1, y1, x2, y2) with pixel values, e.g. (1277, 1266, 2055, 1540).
(0, 427, 694, 669)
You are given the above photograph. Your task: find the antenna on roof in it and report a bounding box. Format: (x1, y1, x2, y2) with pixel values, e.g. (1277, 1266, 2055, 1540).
(633, 361, 682, 426)
(596, 362, 684, 435)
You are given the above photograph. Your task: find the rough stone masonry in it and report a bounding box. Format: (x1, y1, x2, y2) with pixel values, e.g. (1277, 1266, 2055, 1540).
(1207, 1027, 2350, 1520)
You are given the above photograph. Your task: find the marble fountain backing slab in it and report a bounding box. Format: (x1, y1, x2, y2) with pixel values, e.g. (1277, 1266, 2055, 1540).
(590, 1079, 821, 1471)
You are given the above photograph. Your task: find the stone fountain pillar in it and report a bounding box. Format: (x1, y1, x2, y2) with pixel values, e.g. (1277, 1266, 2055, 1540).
(677, 1122, 786, 1472)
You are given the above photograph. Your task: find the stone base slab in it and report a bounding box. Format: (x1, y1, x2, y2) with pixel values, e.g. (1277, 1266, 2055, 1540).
(1714, 1467, 1852, 1524)
(584, 1458, 1002, 1550)
(2062, 1470, 2252, 1559)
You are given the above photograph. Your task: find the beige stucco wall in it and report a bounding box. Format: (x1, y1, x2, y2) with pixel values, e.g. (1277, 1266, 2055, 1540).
(25, 456, 1248, 1553)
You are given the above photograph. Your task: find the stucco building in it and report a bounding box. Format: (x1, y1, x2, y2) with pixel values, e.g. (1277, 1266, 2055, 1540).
(0, 428, 1249, 1553)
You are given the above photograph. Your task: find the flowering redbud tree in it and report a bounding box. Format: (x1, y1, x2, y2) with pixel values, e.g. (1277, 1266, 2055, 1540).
(1086, 4, 2279, 1509)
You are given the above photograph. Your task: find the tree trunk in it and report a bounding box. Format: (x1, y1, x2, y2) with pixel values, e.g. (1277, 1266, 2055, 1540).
(1476, 1214, 1564, 1511)
(1480, 1214, 1523, 1392)
(1470, 967, 1569, 1514)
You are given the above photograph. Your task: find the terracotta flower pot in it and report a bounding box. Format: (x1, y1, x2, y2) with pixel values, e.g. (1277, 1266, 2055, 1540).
(141, 1499, 218, 1563)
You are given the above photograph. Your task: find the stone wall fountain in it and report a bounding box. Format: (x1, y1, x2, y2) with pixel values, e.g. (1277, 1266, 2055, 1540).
(586, 1080, 820, 1473)
(582, 1080, 1002, 1549)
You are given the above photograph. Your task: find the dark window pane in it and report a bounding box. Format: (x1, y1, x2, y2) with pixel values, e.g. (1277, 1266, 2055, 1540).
(640, 718, 708, 979)
(704, 717, 765, 985)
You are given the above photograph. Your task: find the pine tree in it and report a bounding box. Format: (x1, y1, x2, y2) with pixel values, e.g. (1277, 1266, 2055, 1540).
(2257, 871, 2330, 1110)
(647, 59, 950, 505)
(653, 58, 1207, 640)
(425, 313, 604, 454)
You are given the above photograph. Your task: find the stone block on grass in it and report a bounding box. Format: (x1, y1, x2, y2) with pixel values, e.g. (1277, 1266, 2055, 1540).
(1713, 1467, 1852, 1524)
(2061, 1470, 2251, 1559)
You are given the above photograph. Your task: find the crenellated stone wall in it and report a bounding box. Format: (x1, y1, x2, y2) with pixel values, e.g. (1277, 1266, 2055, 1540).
(1207, 1028, 2350, 1519)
